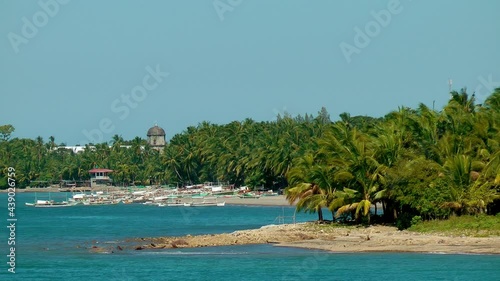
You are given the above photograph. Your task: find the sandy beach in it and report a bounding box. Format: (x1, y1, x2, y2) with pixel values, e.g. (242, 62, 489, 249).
(223, 195, 291, 206)
(126, 223, 500, 255)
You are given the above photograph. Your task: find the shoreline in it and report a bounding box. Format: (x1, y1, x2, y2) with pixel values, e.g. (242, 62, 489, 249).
(1, 187, 122, 193)
(119, 223, 500, 255)
(5, 189, 295, 206)
(223, 196, 292, 206)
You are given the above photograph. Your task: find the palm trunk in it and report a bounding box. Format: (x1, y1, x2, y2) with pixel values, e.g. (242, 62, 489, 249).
(317, 207, 323, 221)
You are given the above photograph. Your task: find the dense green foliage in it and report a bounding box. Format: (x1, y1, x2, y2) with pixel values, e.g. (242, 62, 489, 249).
(286, 88, 500, 222)
(1, 88, 499, 224)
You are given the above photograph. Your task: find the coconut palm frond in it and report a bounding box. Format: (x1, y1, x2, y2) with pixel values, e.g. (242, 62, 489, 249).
(335, 203, 358, 218)
(374, 188, 387, 200)
(333, 170, 354, 182)
(355, 199, 372, 218)
(441, 201, 462, 211)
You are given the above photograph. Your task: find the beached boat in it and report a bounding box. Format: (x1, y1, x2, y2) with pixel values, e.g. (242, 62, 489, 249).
(158, 198, 185, 207)
(82, 199, 119, 205)
(261, 191, 279, 196)
(238, 193, 260, 199)
(184, 197, 225, 207)
(71, 192, 121, 206)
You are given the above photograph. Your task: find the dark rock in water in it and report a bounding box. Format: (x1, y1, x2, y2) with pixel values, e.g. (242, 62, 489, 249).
(117, 245, 123, 251)
(135, 246, 144, 250)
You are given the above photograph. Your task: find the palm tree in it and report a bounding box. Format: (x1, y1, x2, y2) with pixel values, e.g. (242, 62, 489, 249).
(286, 153, 333, 221)
(442, 154, 497, 215)
(449, 88, 476, 113)
(318, 123, 384, 223)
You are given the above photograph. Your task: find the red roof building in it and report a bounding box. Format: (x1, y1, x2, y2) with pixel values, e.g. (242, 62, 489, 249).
(89, 168, 113, 187)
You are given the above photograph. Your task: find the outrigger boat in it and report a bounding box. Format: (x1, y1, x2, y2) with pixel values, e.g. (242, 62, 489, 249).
(157, 199, 183, 207)
(25, 200, 76, 208)
(238, 192, 260, 199)
(183, 196, 225, 207)
(25, 192, 78, 207)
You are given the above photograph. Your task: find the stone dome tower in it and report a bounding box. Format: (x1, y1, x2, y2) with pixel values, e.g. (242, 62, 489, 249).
(147, 124, 166, 151)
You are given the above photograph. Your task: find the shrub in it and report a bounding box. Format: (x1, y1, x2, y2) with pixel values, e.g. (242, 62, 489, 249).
(411, 215, 422, 226)
(396, 213, 413, 230)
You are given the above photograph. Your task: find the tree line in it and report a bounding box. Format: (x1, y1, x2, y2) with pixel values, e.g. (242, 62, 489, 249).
(1, 88, 499, 225)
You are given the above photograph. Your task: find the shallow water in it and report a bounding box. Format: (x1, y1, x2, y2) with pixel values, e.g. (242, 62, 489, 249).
(1, 193, 499, 280)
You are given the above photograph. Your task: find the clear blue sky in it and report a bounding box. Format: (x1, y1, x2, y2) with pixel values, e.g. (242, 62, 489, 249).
(1, 0, 499, 145)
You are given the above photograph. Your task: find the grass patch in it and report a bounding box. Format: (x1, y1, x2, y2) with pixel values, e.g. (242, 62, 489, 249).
(408, 214, 500, 237)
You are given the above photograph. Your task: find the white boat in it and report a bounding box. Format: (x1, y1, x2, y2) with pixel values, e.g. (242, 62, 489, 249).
(238, 193, 261, 199)
(26, 192, 77, 207)
(157, 198, 185, 207)
(82, 199, 120, 205)
(25, 200, 76, 208)
(185, 197, 225, 207)
(158, 202, 185, 207)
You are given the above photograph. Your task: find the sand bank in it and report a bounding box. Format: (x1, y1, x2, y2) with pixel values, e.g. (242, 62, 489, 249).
(129, 223, 500, 255)
(223, 195, 291, 206)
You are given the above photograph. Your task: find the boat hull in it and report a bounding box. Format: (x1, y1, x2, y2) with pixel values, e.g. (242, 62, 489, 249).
(26, 202, 77, 207)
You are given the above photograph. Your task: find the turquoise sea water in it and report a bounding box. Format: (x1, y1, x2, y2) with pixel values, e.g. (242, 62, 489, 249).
(1, 193, 499, 280)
